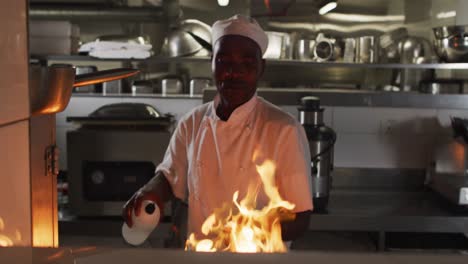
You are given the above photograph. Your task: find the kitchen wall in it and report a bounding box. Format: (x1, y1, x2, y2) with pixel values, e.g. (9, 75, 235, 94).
(0, 0, 32, 246)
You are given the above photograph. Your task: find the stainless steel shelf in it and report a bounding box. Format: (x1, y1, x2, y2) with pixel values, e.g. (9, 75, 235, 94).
(29, 6, 165, 22)
(30, 55, 468, 70)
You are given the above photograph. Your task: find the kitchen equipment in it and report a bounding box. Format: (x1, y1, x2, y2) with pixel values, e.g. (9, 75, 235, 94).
(189, 78, 211, 96)
(342, 38, 356, 63)
(397, 37, 434, 91)
(103, 80, 123, 94)
(379, 27, 408, 63)
(419, 79, 464, 94)
(73, 65, 97, 93)
(29, 63, 139, 116)
(400, 37, 433, 64)
(355, 36, 378, 63)
(295, 38, 316, 61)
(264, 31, 291, 59)
(313, 33, 342, 62)
(433, 25, 468, 62)
(132, 80, 154, 95)
(161, 78, 183, 95)
(66, 103, 174, 216)
(427, 117, 468, 208)
(298, 96, 336, 212)
(161, 19, 212, 57)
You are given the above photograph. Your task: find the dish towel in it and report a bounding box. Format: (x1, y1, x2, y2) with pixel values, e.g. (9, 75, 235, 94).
(79, 41, 153, 59)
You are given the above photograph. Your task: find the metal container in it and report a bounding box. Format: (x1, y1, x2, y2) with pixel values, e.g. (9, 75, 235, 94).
(295, 38, 316, 61)
(161, 19, 212, 58)
(189, 78, 211, 96)
(355, 36, 377, 63)
(433, 25, 468, 62)
(419, 79, 464, 94)
(29, 63, 139, 115)
(161, 78, 183, 95)
(264, 31, 291, 59)
(131, 80, 154, 95)
(298, 96, 336, 212)
(103, 80, 123, 94)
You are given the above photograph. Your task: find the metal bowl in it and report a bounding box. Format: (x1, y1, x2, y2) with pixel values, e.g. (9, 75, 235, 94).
(433, 25, 468, 62)
(161, 19, 212, 57)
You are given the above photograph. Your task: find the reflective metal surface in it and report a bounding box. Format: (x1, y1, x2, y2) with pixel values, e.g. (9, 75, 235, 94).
(310, 140, 332, 197)
(299, 111, 322, 126)
(29, 6, 164, 22)
(433, 25, 468, 62)
(203, 88, 468, 109)
(29, 64, 75, 116)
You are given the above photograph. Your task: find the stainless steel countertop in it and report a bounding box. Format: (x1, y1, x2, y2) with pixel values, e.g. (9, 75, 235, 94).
(59, 189, 468, 236)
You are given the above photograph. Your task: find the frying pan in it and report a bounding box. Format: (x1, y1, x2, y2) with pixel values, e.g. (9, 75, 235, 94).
(30, 64, 140, 116)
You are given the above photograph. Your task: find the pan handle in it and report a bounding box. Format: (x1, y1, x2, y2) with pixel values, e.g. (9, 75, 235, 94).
(74, 68, 140, 87)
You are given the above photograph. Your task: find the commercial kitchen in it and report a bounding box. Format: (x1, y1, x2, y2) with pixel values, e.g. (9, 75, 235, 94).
(1, 0, 468, 263)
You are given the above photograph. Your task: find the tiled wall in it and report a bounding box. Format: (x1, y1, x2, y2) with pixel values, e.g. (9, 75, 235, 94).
(283, 104, 468, 169)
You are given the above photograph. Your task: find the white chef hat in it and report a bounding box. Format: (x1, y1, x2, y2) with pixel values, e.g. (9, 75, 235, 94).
(212, 14, 268, 55)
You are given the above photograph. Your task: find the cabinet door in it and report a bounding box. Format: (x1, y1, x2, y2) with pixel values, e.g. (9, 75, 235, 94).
(0, 0, 29, 125)
(30, 114, 58, 247)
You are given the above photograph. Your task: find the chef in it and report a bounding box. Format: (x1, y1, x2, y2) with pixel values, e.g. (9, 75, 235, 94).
(123, 14, 313, 246)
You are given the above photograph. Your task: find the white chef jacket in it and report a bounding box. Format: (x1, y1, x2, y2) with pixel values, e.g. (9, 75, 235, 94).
(156, 95, 313, 237)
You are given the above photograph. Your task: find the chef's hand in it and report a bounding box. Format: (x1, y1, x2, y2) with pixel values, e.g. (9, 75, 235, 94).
(122, 185, 161, 228)
(122, 171, 173, 227)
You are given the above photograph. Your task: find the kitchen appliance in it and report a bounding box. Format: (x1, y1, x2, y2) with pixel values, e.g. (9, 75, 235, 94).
(298, 96, 336, 212)
(313, 33, 341, 62)
(433, 25, 468, 62)
(66, 103, 174, 216)
(427, 117, 468, 207)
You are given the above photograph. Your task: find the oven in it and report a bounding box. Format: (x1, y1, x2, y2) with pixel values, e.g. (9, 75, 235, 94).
(66, 103, 174, 216)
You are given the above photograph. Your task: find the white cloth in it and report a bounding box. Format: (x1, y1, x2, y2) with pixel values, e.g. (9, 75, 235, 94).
(157, 95, 313, 237)
(89, 49, 151, 59)
(212, 14, 269, 55)
(79, 41, 152, 59)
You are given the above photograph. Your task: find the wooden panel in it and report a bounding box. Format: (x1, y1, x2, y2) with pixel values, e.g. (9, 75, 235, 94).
(0, 121, 32, 246)
(0, 0, 29, 125)
(30, 114, 58, 247)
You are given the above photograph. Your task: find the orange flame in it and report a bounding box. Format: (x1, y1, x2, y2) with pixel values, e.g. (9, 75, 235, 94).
(185, 159, 296, 253)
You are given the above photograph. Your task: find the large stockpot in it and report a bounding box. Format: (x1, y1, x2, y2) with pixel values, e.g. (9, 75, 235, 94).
(29, 64, 139, 116)
(433, 25, 468, 62)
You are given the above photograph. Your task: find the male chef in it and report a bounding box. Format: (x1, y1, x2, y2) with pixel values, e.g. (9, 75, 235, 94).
(123, 14, 313, 246)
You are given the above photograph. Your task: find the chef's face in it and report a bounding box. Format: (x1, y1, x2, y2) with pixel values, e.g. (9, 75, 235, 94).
(212, 35, 265, 107)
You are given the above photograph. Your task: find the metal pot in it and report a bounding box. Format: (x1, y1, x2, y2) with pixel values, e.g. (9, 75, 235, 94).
(264, 31, 291, 59)
(433, 25, 468, 62)
(295, 38, 316, 61)
(29, 64, 139, 116)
